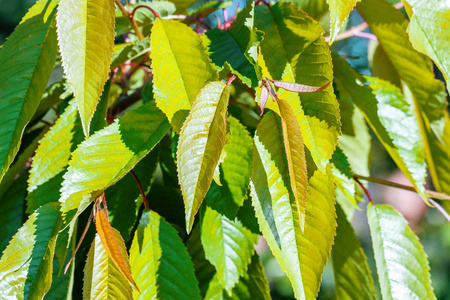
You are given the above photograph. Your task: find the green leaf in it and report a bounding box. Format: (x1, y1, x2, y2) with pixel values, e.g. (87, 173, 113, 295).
(403, 0, 450, 92)
(89, 80, 111, 135)
(0, 203, 62, 299)
(111, 39, 151, 69)
(59, 101, 170, 228)
(0, 172, 27, 254)
(249, 112, 336, 299)
(188, 0, 232, 18)
(130, 210, 201, 300)
(151, 18, 218, 131)
(57, 0, 115, 136)
(367, 204, 435, 300)
(83, 231, 133, 300)
(203, 254, 272, 300)
(255, 2, 340, 172)
(327, 0, 361, 44)
(177, 81, 230, 232)
(332, 53, 427, 200)
(331, 146, 357, 207)
(172, 0, 198, 14)
(0, 0, 58, 182)
(332, 204, 377, 300)
(287, 0, 328, 19)
(32, 81, 68, 123)
(276, 98, 308, 231)
(200, 204, 258, 293)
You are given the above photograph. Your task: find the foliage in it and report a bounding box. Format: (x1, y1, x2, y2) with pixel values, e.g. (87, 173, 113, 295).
(0, 0, 448, 299)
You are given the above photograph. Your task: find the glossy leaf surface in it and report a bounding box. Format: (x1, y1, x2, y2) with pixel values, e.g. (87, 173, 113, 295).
(57, 0, 115, 136)
(327, 0, 361, 44)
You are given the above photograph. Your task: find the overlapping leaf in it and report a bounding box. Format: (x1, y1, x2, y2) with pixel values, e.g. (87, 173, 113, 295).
(130, 210, 201, 300)
(332, 53, 427, 199)
(327, 0, 361, 44)
(95, 210, 137, 290)
(255, 2, 340, 172)
(367, 204, 435, 299)
(331, 146, 357, 207)
(203, 254, 272, 300)
(0, 0, 58, 182)
(83, 232, 133, 299)
(332, 204, 377, 300)
(200, 204, 258, 293)
(57, 0, 115, 136)
(288, 0, 328, 19)
(403, 0, 450, 91)
(249, 112, 336, 299)
(0, 203, 62, 299)
(111, 39, 151, 69)
(59, 101, 170, 226)
(151, 18, 217, 131)
(177, 81, 230, 232)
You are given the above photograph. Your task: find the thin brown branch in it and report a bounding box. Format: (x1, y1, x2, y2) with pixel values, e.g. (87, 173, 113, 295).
(64, 211, 93, 274)
(115, 0, 145, 40)
(354, 174, 450, 201)
(130, 170, 149, 210)
(354, 176, 374, 204)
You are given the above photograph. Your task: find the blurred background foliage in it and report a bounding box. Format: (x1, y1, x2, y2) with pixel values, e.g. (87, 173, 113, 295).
(1, 1, 449, 299)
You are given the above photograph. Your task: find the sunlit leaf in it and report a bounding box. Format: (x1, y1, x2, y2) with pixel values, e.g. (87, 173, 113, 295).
(403, 0, 450, 92)
(111, 39, 151, 69)
(0, 203, 62, 299)
(249, 112, 336, 299)
(327, 0, 361, 44)
(333, 53, 427, 200)
(255, 2, 340, 172)
(95, 210, 138, 290)
(59, 101, 170, 228)
(0, 0, 58, 182)
(367, 204, 435, 299)
(287, 0, 328, 19)
(151, 18, 217, 131)
(332, 204, 377, 300)
(57, 0, 115, 136)
(130, 210, 201, 299)
(177, 81, 230, 232)
(83, 232, 133, 299)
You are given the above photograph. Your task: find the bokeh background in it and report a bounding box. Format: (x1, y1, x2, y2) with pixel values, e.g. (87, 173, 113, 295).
(1, 1, 449, 299)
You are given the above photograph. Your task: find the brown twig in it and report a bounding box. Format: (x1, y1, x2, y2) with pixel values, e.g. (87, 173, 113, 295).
(64, 211, 93, 274)
(114, 0, 145, 40)
(130, 170, 149, 210)
(354, 176, 374, 204)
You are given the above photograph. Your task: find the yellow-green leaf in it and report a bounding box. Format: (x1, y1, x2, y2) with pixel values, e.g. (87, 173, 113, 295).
(0, 0, 58, 182)
(277, 98, 308, 232)
(57, 0, 115, 136)
(95, 210, 138, 291)
(130, 210, 201, 300)
(177, 81, 230, 233)
(403, 0, 450, 92)
(255, 2, 340, 173)
(151, 18, 217, 131)
(250, 112, 336, 299)
(367, 204, 435, 300)
(83, 232, 133, 300)
(327, 0, 361, 44)
(0, 203, 62, 299)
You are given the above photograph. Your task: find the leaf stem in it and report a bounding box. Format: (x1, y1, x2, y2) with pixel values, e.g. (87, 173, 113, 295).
(131, 5, 160, 19)
(354, 176, 374, 204)
(227, 75, 236, 85)
(114, 0, 145, 40)
(130, 170, 149, 210)
(354, 174, 450, 201)
(64, 211, 93, 274)
(427, 198, 450, 223)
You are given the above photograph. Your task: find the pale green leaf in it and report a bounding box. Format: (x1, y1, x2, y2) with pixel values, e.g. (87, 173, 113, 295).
(130, 210, 201, 300)
(57, 0, 115, 136)
(331, 146, 357, 207)
(0, 0, 58, 182)
(151, 18, 217, 131)
(277, 98, 308, 231)
(177, 81, 230, 232)
(327, 0, 361, 44)
(367, 204, 435, 300)
(200, 204, 258, 293)
(332, 53, 427, 200)
(111, 39, 151, 69)
(332, 204, 377, 300)
(83, 232, 133, 300)
(203, 254, 272, 300)
(249, 112, 336, 299)
(255, 2, 340, 172)
(59, 101, 170, 228)
(0, 203, 62, 299)
(403, 0, 450, 92)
